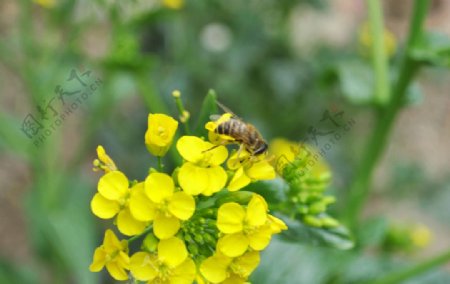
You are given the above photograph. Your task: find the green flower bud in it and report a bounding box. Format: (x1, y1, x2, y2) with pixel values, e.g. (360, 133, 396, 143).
(141, 233, 158, 252)
(321, 217, 340, 228)
(304, 215, 322, 227)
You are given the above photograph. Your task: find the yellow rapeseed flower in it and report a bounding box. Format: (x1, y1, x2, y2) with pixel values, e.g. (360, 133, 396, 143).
(129, 172, 195, 239)
(162, 0, 184, 10)
(200, 250, 260, 283)
(91, 171, 147, 236)
(216, 194, 287, 257)
(226, 150, 276, 191)
(145, 113, 178, 157)
(358, 22, 397, 59)
(177, 136, 228, 196)
(34, 0, 55, 8)
(93, 145, 118, 173)
(411, 224, 432, 248)
(89, 229, 130, 281)
(129, 237, 196, 283)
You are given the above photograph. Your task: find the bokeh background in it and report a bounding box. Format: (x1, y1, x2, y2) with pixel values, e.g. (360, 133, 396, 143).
(1, 0, 450, 283)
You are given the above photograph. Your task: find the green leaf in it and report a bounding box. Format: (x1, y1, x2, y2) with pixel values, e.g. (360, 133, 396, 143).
(0, 259, 36, 284)
(280, 215, 354, 250)
(404, 81, 423, 106)
(410, 32, 450, 67)
(337, 60, 375, 105)
(243, 179, 286, 206)
(0, 112, 32, 160)
(193, 89, 218, 137)
(24, 176, 99, 284)
(358, 217, 388, 247)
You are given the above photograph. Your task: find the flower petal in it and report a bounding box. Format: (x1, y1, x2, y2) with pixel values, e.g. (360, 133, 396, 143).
(267, 215, 288, 233)
(200, 255, 231, 283)
(130, 252, 158, 281)
(176, 136, 209, 163)
(202, 166, 228, 196)
(178, 162, 208, 195)
(168, 192, 195, 220)
(222, 274, 247, 284)
(145, 172, 174, 203)
(217, 202, 245, 234)
(117, 208, 147, 236)
(205, 144, 228, 166)
(171, 258, 197, 284)
(98, 171, 129, 201)
(91, 193, 120, 219)
(129, 183, 156, 221)
(234, 251, 260, 277)
(227, 167, 251, 192)
(246, 160, 276, 180)
(227, 151, 250, 170)
(153, 215, 180, 239)
(103, 229, 123, 251)
(245, 195, 268, 227)
(248, 225, 273, 251)
(106, 261, 129, 281)
(89, 247, 106, 272)
(117, 251, 130, 270)
(96, 145, 117, 172)
(158, 237, 187, 267)
(217, 233, 249, 257)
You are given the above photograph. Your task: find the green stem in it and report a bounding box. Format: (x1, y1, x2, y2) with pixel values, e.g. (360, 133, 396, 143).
(367, 0, 390, 105)
(344, 0, 429, 227)
(157, 156, 164, 171)
(128, 225, 153, 243)
(367, 248, 450, 284)
(173, 93, 192, 134)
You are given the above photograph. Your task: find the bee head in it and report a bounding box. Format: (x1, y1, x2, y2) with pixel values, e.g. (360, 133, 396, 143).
(253, 141, 268, 155)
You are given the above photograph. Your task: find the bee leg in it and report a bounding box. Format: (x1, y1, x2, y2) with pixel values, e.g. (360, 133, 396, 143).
(231, 144, 245, 168)
(202, 145, 220, 153)
(202, 140, 228, 153)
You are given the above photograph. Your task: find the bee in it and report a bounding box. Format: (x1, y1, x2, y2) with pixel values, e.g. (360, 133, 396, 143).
(211, 102, 268, 156)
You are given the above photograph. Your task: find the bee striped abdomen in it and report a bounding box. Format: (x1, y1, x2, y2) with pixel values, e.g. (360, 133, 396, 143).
(217, 119, 245, 142)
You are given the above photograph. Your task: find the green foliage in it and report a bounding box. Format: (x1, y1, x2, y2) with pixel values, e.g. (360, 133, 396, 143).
(1, 0, 450, 283)
(411, 32, 450, 67)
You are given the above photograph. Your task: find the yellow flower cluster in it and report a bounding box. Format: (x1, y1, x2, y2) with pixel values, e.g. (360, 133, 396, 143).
(89, 109, 286, 283)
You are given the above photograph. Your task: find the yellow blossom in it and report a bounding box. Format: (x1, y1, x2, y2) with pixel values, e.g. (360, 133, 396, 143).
(411, 224, 432, 248)
(162, 0, 184, 10)
(129, 237, 196, 283)
(177, 136, 228, 196)
(216, 194, 287, 257)
(93, 145, 118, 173)
(145, 113, 178, 157)
(129, 172, 195, 239)
(270, 138, 331, 184)
(34, 0, 55, 8)
(89, 229, 130, 281)
(200, 250, 259, 284)
(226, 150, 276, 191)
(91, 171, 147, 236)
(358, 22, 397, 59)
(269, 138, 298, 166)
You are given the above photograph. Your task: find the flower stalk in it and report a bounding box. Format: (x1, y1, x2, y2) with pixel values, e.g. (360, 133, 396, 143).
(344, 0, 430, 228)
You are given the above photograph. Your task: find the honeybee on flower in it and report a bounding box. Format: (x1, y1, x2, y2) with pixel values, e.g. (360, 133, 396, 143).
(206, 102, 268, 158)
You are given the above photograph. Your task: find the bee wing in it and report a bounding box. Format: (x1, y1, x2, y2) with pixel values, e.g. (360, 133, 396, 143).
(216, 100, 242, 120)
(209, 114, 222, 121)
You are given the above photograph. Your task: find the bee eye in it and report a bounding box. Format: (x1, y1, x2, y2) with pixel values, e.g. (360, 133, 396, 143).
(254, 142, 268, 155)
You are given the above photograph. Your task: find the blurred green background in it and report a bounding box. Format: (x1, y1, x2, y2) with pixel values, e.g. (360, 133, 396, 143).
(1, 0, 450, 283)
